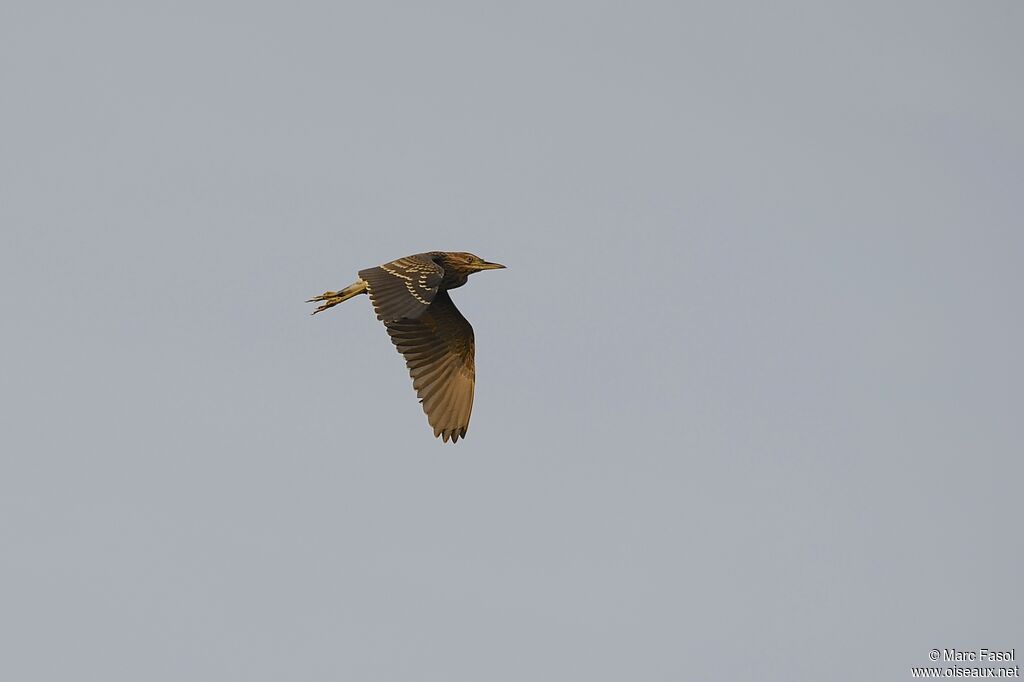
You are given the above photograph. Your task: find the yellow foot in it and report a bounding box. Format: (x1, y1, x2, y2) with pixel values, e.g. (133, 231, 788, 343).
(306, 291, 344, 315)
(306, 280, 366, 315)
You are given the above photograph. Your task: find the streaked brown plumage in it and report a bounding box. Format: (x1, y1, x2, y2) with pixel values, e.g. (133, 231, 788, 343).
(307, 251, 505, 443)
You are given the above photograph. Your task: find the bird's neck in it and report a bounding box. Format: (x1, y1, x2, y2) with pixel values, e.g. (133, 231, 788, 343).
(442, 272, 469, 290)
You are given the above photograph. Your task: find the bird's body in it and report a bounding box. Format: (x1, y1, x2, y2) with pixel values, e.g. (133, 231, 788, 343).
(307, 251, 505, 443)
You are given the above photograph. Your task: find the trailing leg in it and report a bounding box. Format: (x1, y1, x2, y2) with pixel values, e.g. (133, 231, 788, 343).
(306, 280, 367, 315)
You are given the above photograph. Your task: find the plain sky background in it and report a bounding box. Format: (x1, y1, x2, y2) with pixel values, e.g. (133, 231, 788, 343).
(2, 2, 1021, 680)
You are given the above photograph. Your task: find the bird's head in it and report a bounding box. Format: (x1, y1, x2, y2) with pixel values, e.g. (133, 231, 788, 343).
(445, 252, 506, 274)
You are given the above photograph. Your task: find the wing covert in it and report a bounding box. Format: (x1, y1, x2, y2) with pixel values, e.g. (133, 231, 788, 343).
(359, 253, 444, 321)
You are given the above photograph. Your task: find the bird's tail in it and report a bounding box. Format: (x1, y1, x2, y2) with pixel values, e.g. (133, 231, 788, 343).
(307, 280, 367, 315)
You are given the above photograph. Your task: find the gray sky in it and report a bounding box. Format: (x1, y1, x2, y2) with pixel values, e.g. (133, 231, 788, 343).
(2, 2, 1022, 680)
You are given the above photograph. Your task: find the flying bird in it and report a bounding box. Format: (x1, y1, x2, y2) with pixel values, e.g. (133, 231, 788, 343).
(307, 251, 506, 443)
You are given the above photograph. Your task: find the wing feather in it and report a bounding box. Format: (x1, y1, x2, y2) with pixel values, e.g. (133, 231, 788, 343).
(383, 291, 476, 442)
(359, 254, 444, 321)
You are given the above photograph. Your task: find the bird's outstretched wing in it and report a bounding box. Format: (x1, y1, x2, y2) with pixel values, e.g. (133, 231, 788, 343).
(359, 254, 444, 321)
(383, 291, 475, 443)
